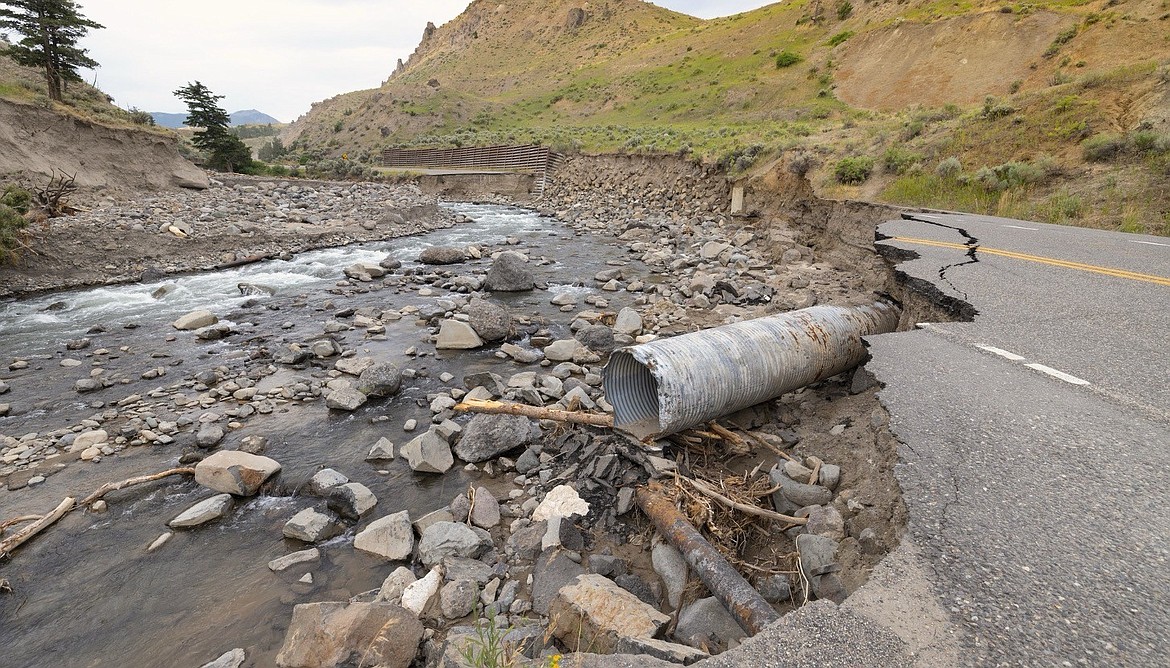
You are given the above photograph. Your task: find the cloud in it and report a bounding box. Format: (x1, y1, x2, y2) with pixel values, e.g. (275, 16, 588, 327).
(76, 0, 774, 122)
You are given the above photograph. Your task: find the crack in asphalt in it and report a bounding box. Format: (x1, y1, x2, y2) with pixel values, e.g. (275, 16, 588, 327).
(903, 215, 981, 302)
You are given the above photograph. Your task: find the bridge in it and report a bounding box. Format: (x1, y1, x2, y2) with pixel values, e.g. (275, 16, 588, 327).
(380, 144, 562, 197)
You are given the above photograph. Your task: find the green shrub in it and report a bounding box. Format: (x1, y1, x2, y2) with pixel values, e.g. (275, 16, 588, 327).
(828, 30, 855, 47)
(836, 2, 854, 21)
(1082, 133, 1126, 162)
(775, 51, 802, 68)
(1044, 25, 1078, 58)
(0, 203, 29, 265)
(973, 160, 1053, 191)
(882, 147, 921, 175)
(835, 156, 874, 184)
(935, 157, 962, 179)
(2, 184, 32, 214)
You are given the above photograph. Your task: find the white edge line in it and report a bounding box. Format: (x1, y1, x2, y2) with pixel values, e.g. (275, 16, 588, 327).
(978, 345, 1027, 362)
(1025, 363, 1091, 386)
(1129, 240, 1170, 248)
(1002, 225, 1039, 231)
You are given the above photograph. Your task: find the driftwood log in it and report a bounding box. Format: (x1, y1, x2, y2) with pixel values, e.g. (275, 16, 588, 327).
(454, 398, 614, 428)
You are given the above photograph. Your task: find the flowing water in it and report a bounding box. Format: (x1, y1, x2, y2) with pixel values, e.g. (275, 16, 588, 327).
(0, 204, 645, 668)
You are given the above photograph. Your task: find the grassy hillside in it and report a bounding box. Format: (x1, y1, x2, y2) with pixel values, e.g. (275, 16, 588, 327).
(0, 41, 165, 132)
(284, 1, 1167, 234)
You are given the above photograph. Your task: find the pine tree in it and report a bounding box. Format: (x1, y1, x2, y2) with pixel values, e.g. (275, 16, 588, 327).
(173, 81, 254, 174)
(0, 0, 103, 102)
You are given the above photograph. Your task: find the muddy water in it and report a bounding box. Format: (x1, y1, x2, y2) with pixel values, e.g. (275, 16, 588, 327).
(0, 204, 643, 668)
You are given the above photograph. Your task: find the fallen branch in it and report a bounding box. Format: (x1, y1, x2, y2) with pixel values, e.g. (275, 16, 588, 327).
(0, 515, 43, 534)
(740, 430, 798, 463)
(0, 497, 74, 559)
(708, 422, 750, 456)
(684, 477, 807, 526)
(78, 467, 195, 507)
(0, 467, 197, 561)
(807, 460, 822, 487)
(454, 399, 613, 428)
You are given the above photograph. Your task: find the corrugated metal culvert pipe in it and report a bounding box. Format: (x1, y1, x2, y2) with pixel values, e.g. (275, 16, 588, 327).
(604, 302, 900, 441)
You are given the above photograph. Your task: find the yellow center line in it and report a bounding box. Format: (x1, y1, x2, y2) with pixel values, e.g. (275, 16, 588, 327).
(890, 236, 1170, 287)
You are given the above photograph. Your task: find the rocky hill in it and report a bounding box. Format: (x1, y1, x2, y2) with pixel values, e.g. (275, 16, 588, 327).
(286, 0, 1170, 234)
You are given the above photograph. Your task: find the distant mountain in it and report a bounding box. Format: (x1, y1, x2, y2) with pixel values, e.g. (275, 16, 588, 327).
(150, 109, 282, 129)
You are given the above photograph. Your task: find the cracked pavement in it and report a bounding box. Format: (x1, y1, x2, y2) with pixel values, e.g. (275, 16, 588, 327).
(859, 213, 1170, 666)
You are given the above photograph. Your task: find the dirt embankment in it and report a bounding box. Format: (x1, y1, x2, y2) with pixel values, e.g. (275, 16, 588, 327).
(0, 98, 208, 191)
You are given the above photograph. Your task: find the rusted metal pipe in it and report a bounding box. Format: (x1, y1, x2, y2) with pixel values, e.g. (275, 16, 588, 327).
(636, 486, 780, 635)
(605, 302, 900, 440)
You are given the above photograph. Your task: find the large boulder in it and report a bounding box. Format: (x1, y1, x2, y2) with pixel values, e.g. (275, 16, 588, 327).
(356, 362, 403, 398)
(284, 508, 341, 543)
(674, 596, 747, 653)
(327, 482, 378, 520)
(484, 251, 534, 292)
(454, 414, 537, 463)
(325, 388, 367, 411)
(575, 324, 616, 354)
(549, 574, 671, 654)
(613, 308, 643, 336)
(399, 429, 454, 474)
(467, 299, 510, 342)
(417, 521, 488, 567)
(419, 246, 467, 265)
(435, 320, 483, 350)
(275, 601, 423, 668)
(194, 451, 281, 496)
(173, 310, 218, 331)
(354, 511, 414, 562)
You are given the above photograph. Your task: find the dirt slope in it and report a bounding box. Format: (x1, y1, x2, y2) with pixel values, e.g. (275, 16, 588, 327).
(0, 99, 208, 191)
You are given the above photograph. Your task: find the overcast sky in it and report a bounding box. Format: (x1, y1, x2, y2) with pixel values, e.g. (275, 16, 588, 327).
(74, 1, 775, 122)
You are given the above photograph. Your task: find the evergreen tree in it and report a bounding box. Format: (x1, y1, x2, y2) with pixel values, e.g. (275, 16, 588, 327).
(0, 0, 103, 102)
(173, 81, 254, 173)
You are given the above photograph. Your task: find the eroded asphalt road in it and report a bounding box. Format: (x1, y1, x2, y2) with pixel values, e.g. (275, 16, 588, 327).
(854, 214, 1169, 667)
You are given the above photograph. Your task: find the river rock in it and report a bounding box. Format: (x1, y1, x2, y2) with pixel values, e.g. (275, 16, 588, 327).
(575, 324, 616, 353)
(401, 567, 443, 616)
(614, 307, 643, 336)
(74, 378, 102, 393)
(284, 508, 341, 543)
(327, 482, 378, 520)
(325, 388, 367, 411)
(275, 601, 423, 668)
(169, 494, 232, 528)
(354, 511, 414, 561)
(199, 648, 246, 668)
(797, 534, 846, 604)
(544, 339, 583, 362)
(770, 466, 833, 510)
(419, 246, 467, 265)
(335, 356, 375, 376)
(652, 541, 689, 610)
(440, 579, 478, 619)
(194, 451, 281, 496)
(500, 342, 544, 364)
(375, 566, 417, 605)
(362, 436, 393, 461)
(71, 429, 108, 450)
(532, 485, 590, 522)
(418, 521, 488, 567)
(0, 380, 9, 394)
(308, 468, 348, 496)
(613, 637, 708, 665)
(173, 310, 218, 331)
(533, 550, 587, 615)
(467, 299, 510, 342)
(549, 574, 670, 653)
(400, 429, 454, 474)
(268, 548, 320, 573)
(196, 423, 225, 448)
(469, 486, 501, 529)
(435, 320, 483, 350)
(356, 362, 402, 398)
(674, 596, 746, 653)
(453, 414, 536, 463)
(484, 251, 534, 291)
